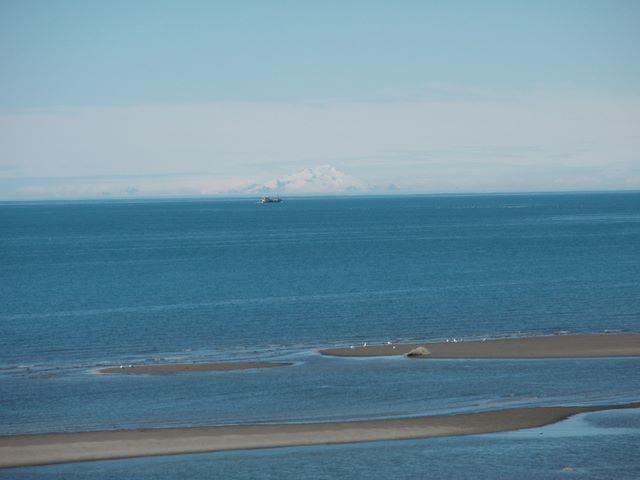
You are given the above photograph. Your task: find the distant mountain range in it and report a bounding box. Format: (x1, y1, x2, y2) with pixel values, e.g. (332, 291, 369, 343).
(2, 165, 402, 200)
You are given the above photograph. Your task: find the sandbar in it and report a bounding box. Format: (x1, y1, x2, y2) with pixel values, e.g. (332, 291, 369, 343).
(1, 402, 638, 468)
(98, 362, 292, 375)
(319, 333, 640, 358)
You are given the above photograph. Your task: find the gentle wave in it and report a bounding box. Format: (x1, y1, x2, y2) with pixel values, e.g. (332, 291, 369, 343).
(0, 280, 619, 321)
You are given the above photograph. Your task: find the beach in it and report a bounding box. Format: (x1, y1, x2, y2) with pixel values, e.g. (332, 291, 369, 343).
(319, 333, 640, 358)
(98, 362, 292, 375)
(2, 402, 638, 469)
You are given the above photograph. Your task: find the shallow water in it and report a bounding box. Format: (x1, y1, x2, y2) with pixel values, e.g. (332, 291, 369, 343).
(2, 355, 640, 435)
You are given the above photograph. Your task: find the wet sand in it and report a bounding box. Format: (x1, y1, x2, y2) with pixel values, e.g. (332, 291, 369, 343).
(319, 333, 640, 358)
(98, 362, 292, 375)
(1, 403, 638, 468)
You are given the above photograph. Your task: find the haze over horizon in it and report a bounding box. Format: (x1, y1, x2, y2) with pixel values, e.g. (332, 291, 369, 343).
(1, 1, 639, 199)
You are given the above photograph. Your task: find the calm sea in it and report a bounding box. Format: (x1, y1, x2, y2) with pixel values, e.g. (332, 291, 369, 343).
(1, 193, 639, 478)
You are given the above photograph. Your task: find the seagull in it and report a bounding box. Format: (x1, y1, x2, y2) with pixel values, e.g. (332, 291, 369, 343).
(363, 342, 367, 347)
(349, 345, 355, 349)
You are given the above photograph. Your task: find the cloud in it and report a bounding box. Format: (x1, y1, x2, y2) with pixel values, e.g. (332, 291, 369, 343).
(1, 91, 639, 199)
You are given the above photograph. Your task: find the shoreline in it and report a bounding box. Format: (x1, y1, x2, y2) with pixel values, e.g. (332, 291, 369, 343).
(98, 362, 292, 375)
(1, 402, 639, 468)
(319, 333, 640, 358)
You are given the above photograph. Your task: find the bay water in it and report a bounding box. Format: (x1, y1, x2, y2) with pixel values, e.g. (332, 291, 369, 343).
(1, 193, 639, 478)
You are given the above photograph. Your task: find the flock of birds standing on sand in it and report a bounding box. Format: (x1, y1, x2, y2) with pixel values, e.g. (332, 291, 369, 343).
(347, 337, 488, 350)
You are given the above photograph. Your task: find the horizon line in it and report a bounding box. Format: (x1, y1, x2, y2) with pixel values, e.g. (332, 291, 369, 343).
(1, 188, 639, 204)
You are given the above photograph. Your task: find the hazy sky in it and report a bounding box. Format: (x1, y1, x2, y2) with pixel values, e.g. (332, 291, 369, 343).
(1, 0, 639, 198)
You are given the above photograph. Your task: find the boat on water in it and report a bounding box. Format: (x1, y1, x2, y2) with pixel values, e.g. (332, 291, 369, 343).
(260, 196, 283, 203)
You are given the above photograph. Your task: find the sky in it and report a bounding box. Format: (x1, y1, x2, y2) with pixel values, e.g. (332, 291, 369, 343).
(0, 0, 639, 198)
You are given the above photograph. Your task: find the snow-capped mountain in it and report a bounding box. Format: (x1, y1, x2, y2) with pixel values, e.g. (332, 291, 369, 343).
(242, 165, 363, 194)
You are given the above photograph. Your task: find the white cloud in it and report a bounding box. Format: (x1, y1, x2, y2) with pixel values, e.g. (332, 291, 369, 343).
(1, 91, 639, 198)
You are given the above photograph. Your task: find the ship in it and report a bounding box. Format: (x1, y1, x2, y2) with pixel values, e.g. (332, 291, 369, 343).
(260, 196, 283, 203)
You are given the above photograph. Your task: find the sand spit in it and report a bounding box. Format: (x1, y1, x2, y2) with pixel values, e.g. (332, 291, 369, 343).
(1, 403, 639, 468)
(319, 333, 640, 358)
(98, 362, 292, 375)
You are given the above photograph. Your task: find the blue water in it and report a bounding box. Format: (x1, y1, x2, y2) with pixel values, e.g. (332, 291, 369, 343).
(1, 193, 639, 477)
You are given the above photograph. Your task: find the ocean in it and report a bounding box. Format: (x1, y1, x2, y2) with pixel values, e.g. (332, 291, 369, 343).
(1, 192, 639, 478)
